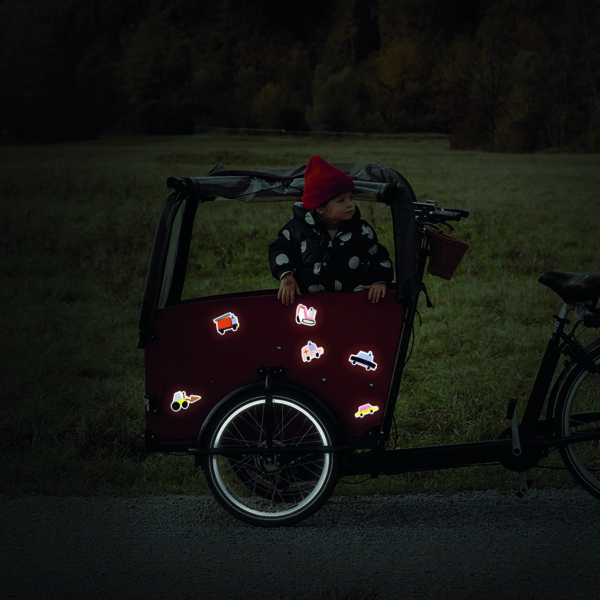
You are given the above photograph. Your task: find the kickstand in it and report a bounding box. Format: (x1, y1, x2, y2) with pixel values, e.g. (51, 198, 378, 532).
(517, 472, 529, 498)
(506, 397, 529, 498)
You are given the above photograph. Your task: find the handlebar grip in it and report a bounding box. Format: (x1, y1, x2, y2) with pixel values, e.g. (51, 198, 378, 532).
(445, 208, 470, 219)
(441, 207, 470, 218)
(434, 209, 466, 221)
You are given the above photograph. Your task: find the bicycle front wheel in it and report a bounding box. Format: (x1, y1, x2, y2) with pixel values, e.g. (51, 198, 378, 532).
(200, 391, 340, 527)
(556, 346, 600, 499)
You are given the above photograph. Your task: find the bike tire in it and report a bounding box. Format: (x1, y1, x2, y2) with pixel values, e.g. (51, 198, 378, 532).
(555, 344, 600, 500)
(200, 390, 340, 527)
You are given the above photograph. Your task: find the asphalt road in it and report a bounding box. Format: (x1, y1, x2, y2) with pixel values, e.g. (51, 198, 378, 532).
(2, 489, 599, 600)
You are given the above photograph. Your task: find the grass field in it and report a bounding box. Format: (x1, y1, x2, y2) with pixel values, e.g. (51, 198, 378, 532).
(1, 133, 599, 498)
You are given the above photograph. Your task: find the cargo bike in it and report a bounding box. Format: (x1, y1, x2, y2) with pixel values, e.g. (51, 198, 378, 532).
(139, 161, 600, 527)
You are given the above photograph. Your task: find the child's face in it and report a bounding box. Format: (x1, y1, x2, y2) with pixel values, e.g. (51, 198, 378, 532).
(317, 192, 355, 226)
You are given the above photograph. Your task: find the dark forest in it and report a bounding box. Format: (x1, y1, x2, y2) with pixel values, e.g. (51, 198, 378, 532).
(2, 0, 600, 151)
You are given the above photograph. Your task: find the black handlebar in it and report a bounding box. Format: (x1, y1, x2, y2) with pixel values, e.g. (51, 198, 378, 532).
(413, 202, 469, 226)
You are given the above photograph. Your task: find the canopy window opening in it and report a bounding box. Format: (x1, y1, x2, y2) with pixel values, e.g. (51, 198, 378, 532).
(139, 162, 418, 348)
(181, 199, 395, 301)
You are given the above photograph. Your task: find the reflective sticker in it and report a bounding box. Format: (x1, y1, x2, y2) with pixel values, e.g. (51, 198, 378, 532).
(355, 403, 380, 418)
(295, 304, 317, 326)
(171, 391, 201, 412)
(213, 312, 239, 335)
(349, 350, 378, 371)
(301, 341, 324, 363)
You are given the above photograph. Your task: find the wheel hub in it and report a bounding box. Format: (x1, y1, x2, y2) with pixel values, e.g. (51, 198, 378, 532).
(255, 440, 285, 474)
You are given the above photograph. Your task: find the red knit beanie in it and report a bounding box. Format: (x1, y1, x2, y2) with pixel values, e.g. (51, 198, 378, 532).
(302, 156, 355, 210)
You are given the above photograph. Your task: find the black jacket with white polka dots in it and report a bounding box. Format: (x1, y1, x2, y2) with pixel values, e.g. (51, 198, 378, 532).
(268, 203, 393, 293)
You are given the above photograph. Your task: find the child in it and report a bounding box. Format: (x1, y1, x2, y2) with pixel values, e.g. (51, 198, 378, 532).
(269, 156, 393, 305)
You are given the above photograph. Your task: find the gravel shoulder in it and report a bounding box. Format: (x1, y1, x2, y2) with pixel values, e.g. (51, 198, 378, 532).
(2, 489, 599, 600)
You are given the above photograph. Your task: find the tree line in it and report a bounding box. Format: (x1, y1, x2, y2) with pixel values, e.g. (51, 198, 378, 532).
(2, 0, 600, 151)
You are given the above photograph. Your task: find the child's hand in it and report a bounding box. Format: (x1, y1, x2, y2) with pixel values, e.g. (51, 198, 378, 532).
(364, 282, 387, 303)
(278, 273, 301, 305)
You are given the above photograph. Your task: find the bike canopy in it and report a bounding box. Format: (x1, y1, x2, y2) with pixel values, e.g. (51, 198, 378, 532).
(139, 161, 420, 347)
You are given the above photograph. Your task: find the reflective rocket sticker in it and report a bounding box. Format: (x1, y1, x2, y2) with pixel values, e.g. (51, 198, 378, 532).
(349, 350, 378, 371)
(355, 403, 380, 418)
(296, 304, 317, 326)
(213, 312, 239, 335)
(171, 391, 201, 412)
(301, 341, 324, 362)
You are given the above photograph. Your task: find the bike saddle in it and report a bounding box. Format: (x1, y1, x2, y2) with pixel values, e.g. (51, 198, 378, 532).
(538, 270, 600, 304)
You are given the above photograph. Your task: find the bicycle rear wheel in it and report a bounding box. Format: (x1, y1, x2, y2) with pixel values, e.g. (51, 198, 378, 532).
(200, 390, 340, 527)
(556, 346, 600, 499)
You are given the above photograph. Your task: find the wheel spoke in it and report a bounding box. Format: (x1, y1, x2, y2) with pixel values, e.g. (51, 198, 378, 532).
(201, 394, 339, 526)
(558, 351, 600, 499)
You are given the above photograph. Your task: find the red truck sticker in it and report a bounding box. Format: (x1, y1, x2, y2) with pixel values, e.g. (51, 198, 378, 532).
(213, 312, 239, 335)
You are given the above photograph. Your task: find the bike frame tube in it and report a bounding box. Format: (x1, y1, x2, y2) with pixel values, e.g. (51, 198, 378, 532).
(377, 294, 420, 444)
(520, 305, 570, 435)
(378, 232, 429, 447)
(345, 439, 515, 476)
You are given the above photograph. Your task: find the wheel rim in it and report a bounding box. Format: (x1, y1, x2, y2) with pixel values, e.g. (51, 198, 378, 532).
(559, 363, 600, 492)
(208, 398, 334, 521)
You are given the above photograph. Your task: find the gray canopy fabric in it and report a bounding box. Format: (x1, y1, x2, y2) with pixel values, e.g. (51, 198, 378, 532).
(139, 161, 419, 347)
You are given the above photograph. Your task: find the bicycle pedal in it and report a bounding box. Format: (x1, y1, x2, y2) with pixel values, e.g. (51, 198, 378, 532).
(507, 398, 522, 457)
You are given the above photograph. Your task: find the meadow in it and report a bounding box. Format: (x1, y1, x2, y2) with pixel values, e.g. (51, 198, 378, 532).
(1, 133, 599, 498)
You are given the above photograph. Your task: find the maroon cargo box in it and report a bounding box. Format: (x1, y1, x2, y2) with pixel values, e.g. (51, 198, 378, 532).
(144, 289, 403, 449)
